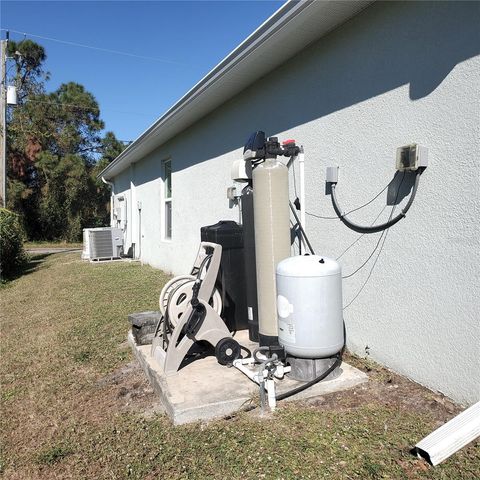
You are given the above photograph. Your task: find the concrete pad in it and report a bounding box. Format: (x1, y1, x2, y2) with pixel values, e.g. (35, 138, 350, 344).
(128, 330, 368, 425)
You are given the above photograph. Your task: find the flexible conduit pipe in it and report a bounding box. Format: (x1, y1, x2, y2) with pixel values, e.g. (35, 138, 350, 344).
(330, 171, 422, 234)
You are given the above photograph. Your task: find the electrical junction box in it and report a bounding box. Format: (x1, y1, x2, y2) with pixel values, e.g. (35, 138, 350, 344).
(326, 166, 339, 183)
(396, 144, 428, 171)
(226, 186, 237, 200)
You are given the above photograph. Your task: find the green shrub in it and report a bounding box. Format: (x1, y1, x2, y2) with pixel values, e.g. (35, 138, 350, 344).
(0, 208, 27, 280)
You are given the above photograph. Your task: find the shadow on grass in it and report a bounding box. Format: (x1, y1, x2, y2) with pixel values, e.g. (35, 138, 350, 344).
(1, 253, 53, 285)
(24, 252, 53, 274)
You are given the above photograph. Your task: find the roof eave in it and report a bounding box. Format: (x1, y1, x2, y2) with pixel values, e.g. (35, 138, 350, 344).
(99, 0, 373, 180)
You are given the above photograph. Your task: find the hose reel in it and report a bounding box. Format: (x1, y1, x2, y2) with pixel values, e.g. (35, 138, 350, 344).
(151, 242, 240, 375)
(159, 275, 223, 326)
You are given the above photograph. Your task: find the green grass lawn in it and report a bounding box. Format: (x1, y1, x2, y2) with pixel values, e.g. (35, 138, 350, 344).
(1, 253, 478, 479)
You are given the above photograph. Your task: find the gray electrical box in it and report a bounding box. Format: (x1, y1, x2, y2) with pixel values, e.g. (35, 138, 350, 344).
(396, 144, 428, 171)
(326, 166, 339, 183)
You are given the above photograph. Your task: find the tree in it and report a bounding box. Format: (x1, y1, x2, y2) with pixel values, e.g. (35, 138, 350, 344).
(6, 40, 125, 240)
(7, 39, 47, 100)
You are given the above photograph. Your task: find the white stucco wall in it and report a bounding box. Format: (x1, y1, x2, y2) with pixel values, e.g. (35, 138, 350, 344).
(111, 1, 480, 405)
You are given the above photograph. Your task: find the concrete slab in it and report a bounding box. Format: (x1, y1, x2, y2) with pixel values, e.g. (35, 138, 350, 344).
(128, 330, 368, 425)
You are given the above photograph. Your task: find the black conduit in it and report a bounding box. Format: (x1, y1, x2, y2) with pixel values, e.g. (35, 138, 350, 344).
(330, 171, 422, 234)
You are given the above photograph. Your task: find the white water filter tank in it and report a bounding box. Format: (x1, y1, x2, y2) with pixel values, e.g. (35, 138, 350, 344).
(276, 255, 344, 358)
(253, 158, 291, 345)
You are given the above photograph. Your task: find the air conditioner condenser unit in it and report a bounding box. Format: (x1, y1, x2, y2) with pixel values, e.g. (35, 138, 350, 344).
(82, 227, 123, 261)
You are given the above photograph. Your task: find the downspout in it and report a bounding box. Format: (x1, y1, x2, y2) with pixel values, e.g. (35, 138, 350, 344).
(101, 176, 114, 227)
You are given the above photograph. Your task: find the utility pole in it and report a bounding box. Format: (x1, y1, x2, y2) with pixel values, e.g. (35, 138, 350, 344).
(0, 32, 8, 208)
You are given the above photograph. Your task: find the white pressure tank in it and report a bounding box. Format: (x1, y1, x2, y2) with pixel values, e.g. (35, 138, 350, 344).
(276, 255, 344, 358)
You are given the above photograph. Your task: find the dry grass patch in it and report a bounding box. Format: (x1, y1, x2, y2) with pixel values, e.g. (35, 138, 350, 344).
(24, 241, 83, 249)
(1, 252, 478, 479)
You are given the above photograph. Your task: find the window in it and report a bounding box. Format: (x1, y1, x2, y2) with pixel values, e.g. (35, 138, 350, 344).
(162, 159, 172, 240)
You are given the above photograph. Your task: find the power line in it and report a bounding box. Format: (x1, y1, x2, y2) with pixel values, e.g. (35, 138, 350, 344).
(25, 98, 155, 117)
(1, 28, 187, 66)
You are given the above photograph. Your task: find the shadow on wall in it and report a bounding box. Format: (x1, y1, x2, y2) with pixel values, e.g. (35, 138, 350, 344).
(324, 169, 416, 207)
(133, 1, 479, 189)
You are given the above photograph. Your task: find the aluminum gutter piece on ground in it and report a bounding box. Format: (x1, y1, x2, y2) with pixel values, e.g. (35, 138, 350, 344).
(413, 400, 480, 466)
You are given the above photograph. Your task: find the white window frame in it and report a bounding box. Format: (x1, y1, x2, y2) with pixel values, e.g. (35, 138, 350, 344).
(162, 158, 172, 241)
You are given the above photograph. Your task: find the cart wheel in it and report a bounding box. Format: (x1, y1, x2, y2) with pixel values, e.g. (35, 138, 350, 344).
(215, 338, 241, 366)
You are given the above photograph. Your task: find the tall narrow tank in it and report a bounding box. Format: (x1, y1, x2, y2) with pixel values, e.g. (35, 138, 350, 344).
(253, 158, 290, 345)
(276, 255, 344, 358)
(241, 183, 259, 342)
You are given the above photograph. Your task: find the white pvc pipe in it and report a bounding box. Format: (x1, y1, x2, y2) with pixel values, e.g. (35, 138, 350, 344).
(101, 176, 114, 227)
(299, 148, 307, 251)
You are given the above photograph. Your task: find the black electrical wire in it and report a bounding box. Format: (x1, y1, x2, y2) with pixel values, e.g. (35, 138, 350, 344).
(341, 173, 406, 277)
(240, 345, 252, 359)
(276, 353, 342, 401)
(342, 230, 387, 279)
(340, 179, 393, 216)
(342, 172, 405, 278)
(343, 227, 392, 310)
(306, 211, 339, 220)
(336, 204, 388, 261)
(253, 346, 270, 363)
(275, 321, 346, 402)
(196, 254, 213, 280)
(342, 172, 406, 307)
(289, 201, 315, 255)
(306, 175, 397, 221)
(331, 171, 420, 234)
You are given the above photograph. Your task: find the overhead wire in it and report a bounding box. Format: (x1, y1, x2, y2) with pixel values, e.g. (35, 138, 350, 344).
(24, 98, 155, 117)
(3, 28, 178, 120)
(2, 28, 187, 66)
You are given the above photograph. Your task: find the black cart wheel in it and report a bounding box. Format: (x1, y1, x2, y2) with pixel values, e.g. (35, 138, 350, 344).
(215, 337, 241, 366)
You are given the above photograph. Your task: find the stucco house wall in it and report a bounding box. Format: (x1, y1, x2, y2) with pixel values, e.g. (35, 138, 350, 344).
(110, 1, 480, 405)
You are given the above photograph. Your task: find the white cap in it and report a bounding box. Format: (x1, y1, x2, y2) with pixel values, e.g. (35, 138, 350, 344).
(277, 255, 341, 277)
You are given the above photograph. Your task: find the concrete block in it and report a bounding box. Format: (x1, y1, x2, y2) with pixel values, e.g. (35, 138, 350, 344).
(128, 330, 368, 425)
(128, 311, 161, 346)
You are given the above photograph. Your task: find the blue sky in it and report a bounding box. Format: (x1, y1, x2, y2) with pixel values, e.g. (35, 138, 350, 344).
(1, 0, 284, 142)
